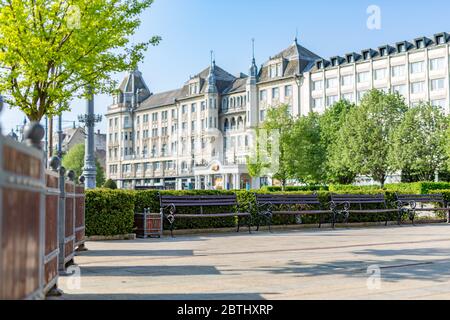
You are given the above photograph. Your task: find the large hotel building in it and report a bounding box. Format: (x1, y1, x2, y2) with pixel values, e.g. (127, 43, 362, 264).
(106, 32, 450, 190)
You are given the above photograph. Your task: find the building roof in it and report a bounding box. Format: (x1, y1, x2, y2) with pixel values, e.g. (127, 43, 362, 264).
(138, 88, 184, 110)
(136, 64, 238, 110)
(222, 76, 248, 94)
(258, 40, 322, 82)
(309, 32, 450, 72)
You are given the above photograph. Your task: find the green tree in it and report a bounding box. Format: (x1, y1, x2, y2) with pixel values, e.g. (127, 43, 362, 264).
(319, 100, 356, 184)
(246, 104, 293, 190)
(390, 102, 448, 181)
(287, 112, 326, 184)
(0, 0, 160, 121)
(103, 179, 118, 189)
(336, 89, 408, 187)
(62, 143, 105, 186)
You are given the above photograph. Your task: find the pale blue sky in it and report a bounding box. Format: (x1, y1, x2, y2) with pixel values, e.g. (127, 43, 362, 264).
(2, 0, 450, 135)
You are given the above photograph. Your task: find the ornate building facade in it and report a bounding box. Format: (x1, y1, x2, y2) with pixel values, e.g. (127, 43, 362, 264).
(106, 32, 450, 190)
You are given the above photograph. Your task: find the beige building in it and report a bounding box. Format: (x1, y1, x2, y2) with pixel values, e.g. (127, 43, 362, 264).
(106, 32, 450, 190)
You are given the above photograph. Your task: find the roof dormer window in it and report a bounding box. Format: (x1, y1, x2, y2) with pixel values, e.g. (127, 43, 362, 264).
(416, 39, 424, 49)
(436, 35, 445, 45)
(331, 58, 337, 67)
(317, 61, 323, 69)
(346, 55, 354, 63)
(189, 82, 199, 95)
(269, 62, 283, 78)
(362, 51, 369, 60)
(397, 43, 405, 53)
(380, 47, 386, 56)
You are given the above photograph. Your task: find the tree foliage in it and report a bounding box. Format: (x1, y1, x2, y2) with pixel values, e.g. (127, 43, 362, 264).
(62, 143, 105, 186)
(328, 90, 408, 187)
(286, 112, 326, 184)
(103, 178, 118, 189)
(319, 100, 356, 184)
(0, 0, 160, 121)
(247, 104, 293, 190)
(390, 102, 448, 181)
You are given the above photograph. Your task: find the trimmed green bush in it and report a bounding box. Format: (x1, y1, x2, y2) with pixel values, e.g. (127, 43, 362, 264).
(85, 189, 135, 236)
(261, 185, 329, 192)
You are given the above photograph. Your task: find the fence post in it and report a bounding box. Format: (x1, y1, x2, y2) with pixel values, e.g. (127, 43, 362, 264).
(58, 165, 66, 272)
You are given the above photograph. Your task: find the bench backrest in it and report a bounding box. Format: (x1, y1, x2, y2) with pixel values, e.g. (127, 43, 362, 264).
(331, 194, 387, 206)
(255, 194, 321, 206)
(160, 194, 238, 208)
(396, 193, 445, 204)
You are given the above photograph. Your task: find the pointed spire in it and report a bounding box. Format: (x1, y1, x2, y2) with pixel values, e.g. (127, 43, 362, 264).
(294, 28, 299, 44)
(248, 38, 258, 80)
(207, 50, 217, 94)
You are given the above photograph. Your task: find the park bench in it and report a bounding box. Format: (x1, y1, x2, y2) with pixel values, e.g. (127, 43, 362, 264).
(395, 193, 450, 225)
(159, 194, 252, 237)
(254, 193, 330, 232)
(330, 194, 399, 228)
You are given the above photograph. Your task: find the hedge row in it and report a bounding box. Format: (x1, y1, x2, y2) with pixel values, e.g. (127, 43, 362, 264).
(85, 183, 450, 236)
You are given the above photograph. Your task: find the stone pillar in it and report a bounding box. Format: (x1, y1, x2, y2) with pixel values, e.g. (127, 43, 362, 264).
(223, 174, 229, 190)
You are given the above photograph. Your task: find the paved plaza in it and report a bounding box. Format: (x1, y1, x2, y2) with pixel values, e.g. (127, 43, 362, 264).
(57, 224, 450, 300)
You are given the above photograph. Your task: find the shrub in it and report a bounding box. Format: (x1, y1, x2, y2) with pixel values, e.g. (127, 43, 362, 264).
(329, 184, 382, 192)
(261, 185, 329, 192)
(103, 179, 118, 190)
(85, 189, 135, 236)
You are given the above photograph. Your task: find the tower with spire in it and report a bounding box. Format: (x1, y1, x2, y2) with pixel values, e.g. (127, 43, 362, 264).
(204, 51, 221, 163)
(246, 39, 259, 128)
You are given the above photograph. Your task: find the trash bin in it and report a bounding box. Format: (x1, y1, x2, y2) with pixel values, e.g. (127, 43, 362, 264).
(134, 209, 163, 238)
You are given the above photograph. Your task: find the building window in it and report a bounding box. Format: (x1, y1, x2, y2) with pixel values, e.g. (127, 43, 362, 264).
(410, 81, 425, 94)
(191, 103, 197, 113)
(312, 98, 323, 110)
(312, 80, 323, 91)
(431, 78, 445, 91)
(259, 110, 266, 122)
(357, 90, 368, 103)
(374, 68, 387, 81)
(357, 72, 370, 83)
(259, 90, 267, 101)
(342, 93, 354, 102)
(269, 63, 282, 78)
(430, 57, 445, 71)
(391, 65, 405, 78)
(152, 113, 158, 122)
(162, 111, 168, 121)
(431, 99, 447, 109)
(326, 78, 338, 89)
(410, 61, 424, 74)
(393, 84, 407, 96)
(191, 121, 196, 131)
(326, 95, 338, 107)
(272, 87, 280, 100)
(182, 105, 188, 114)
(341, 75, 353, 87)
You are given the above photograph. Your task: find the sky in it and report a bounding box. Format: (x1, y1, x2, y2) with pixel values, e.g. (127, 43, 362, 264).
(2, 0, 450, 136)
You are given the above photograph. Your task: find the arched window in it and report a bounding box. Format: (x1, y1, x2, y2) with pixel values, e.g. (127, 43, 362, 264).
(231, 117, 236, 130)
(224, 118, 230, 132)
(237, 116, 244, 130)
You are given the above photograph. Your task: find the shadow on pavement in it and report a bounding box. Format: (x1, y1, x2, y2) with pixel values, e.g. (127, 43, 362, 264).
(77, 265, 221, 277)
(56, 293, 265, 300)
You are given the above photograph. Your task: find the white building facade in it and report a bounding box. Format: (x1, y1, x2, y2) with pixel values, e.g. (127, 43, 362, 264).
(106, 32, 450, 190)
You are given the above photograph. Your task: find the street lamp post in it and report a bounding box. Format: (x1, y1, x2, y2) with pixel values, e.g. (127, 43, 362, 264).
(79, 85, 102, 189)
